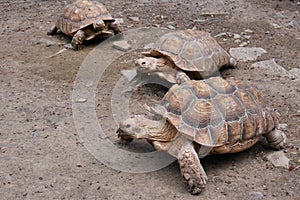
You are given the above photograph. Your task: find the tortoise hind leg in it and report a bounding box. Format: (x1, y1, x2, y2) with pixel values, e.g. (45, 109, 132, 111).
(71, 30, 86, 50)
(265, 129, 286, 150)
(47, 25, 58, 35)
(178, 142, 207, 195)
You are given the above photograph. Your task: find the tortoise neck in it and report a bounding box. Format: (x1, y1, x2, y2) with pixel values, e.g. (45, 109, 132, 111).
(147, 120, 178, 142)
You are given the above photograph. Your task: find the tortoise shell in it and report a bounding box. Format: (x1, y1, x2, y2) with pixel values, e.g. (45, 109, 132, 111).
(147, 29, 235, 77)
(56, 0, 115, 37)
(160, 77, 279, 148)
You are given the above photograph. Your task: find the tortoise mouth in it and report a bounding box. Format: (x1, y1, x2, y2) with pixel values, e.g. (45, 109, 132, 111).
(116, 128, 134, 143)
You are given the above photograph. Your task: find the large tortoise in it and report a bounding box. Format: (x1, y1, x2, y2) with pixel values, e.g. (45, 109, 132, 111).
(117, 76, 286, 195)
(48, 0, 121, 49)
(132, 29, 236, 86)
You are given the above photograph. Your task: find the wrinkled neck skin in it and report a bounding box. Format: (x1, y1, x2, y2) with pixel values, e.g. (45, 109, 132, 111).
(146, 120, 177, 142)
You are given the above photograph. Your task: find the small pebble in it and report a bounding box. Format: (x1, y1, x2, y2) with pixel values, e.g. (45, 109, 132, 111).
(233, 34, 241, 39)
(243, 35, 251, 40)
(167, 25, 176, 30)
(128, 16, 139, 22)
(76, 98, 87, 103)
(244, 29, 254, 34)
(267, 151, 290, 169)
(214, 32, 227, 38)
(286, 21, 295, 28)
(239, 42, 248, 47)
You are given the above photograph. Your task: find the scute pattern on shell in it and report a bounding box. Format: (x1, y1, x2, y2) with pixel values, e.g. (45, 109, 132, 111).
(56, 0, 114, 36)
(150, 29, 232, 77)
(162, 77, 279, 147)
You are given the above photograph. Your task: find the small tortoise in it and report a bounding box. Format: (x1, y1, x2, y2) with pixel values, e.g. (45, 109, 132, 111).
(132, 29, 236, 86)
(117, 76, 286, 195)
(48, 0, 121, 49)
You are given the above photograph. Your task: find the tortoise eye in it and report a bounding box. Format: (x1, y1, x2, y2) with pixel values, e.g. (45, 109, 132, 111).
(126, 124, 131, 128)
(141, 62, 146, 65)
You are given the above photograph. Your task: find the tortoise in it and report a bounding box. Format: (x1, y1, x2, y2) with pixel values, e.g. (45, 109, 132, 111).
(117, 75, 286, 195)
(130, 29, 236, 87)
(48, 0, 121, 49)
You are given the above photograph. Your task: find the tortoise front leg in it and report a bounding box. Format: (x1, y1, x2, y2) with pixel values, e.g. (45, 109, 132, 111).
(71, 30, 85, 49)
(153, 137, 207, 195)
(178, 142, 207, 195)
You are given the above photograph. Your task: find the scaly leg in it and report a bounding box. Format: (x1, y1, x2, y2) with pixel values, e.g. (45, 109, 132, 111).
(265, 129, 286, 150)
(71, 30, 85, 50)
(178, 142, 207, 195)
(153, 136, 207, 195)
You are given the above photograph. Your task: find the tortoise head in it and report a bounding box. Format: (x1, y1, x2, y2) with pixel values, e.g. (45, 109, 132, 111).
(93, 20, 106, 31)
(135, 57, 166, 73)
(117, 115, 168, 142)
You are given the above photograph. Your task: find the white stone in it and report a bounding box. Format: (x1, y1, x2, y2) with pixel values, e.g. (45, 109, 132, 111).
(76, 98, 87, 103)
(113, 40, 131, 51)
(229, 47, 267, 61)
(128, 16, 139, 22)
(233, 33, 241, 39)
(214, 32, 227, 38)
(267, 151, 290, 169)
(121, 69, 137, 81)
(270, 23, 282, 29)
(244, 29, 254, 34)
(167, 25, 176, 30)
(239, 42, 248, 47)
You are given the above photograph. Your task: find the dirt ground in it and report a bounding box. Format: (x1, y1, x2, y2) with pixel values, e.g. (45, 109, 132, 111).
(0, 0, 299, 199)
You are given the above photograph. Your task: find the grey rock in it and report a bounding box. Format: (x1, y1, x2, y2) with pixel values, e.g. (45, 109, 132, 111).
(267, 151, 290, 169)
(251, 59, 291, 77)
(121, 69, 137, 81)
(288, 68, 300, 79)
(229, 47, 267, 61)
(113, 40, 131, 51)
